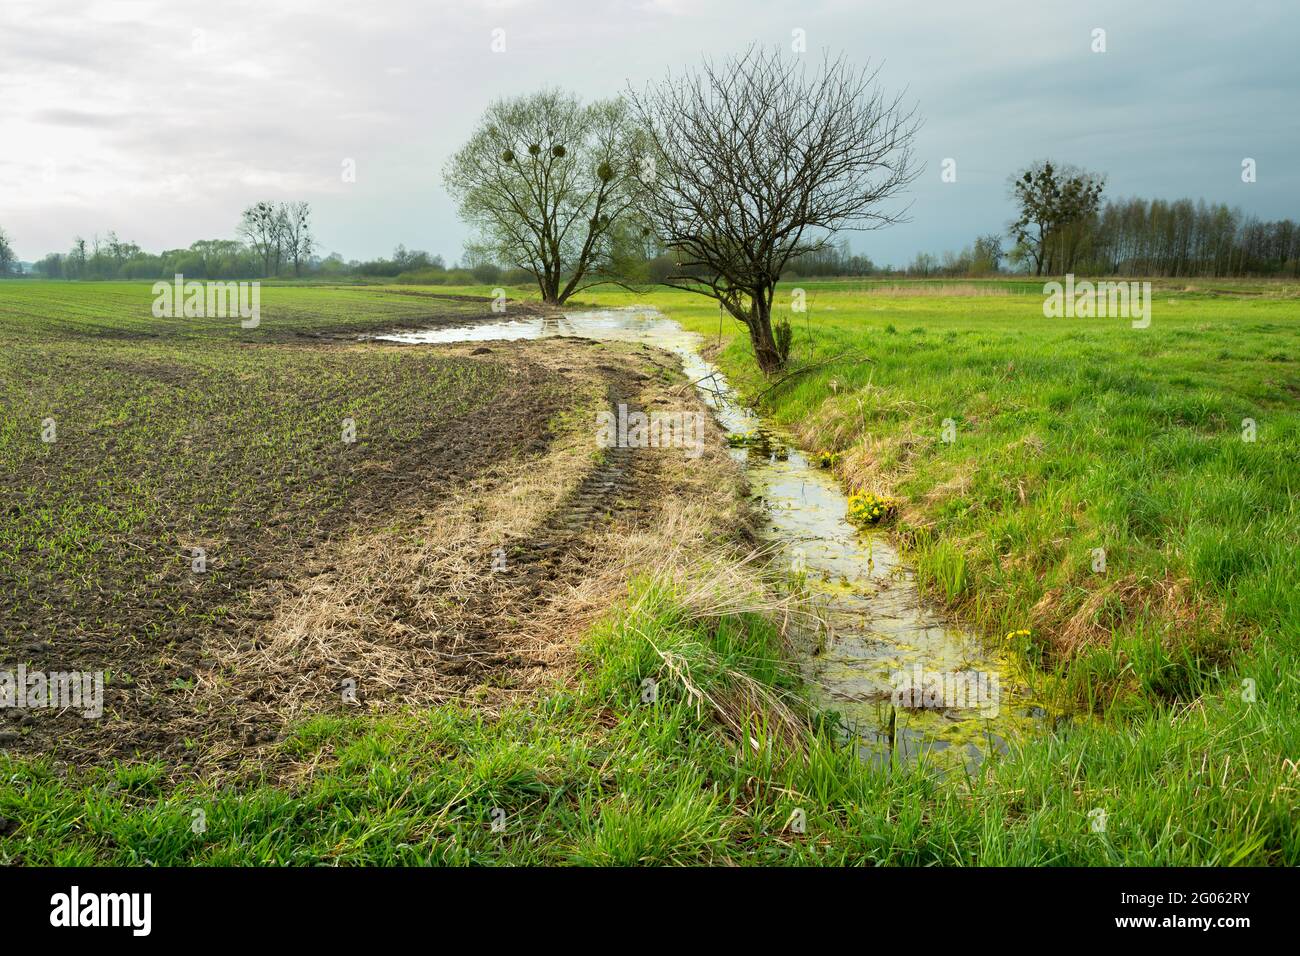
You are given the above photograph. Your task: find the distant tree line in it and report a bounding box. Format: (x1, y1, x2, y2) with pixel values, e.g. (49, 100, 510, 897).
(353, 244, 529, 285)
(1088, 198, 1298, 277)
(13, 199, 535, 284)
(904, 235, 1006, 277)
(30, 202, 319, 280)
(8, 157, 1295, 286)
(779, 240, 879, 278)
(1002, 191, 1300, 279)
(34, 234, 263, 280)
(906, 159, 1298, 279)
(26, 238, 519, 284)
(24, 242, 536, 286)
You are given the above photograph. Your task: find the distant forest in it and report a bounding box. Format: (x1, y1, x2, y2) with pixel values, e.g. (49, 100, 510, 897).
(4, 195, 1297, 283)
(904, 197, 1299, 280)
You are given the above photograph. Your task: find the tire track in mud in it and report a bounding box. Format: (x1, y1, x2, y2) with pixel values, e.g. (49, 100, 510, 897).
(510, 387, 649, 579)
(449, 373, 663, 682)
(203, 356, 675, 773)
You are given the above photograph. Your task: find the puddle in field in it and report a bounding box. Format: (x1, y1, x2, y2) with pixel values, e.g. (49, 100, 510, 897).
(379, 309, 1044, 769)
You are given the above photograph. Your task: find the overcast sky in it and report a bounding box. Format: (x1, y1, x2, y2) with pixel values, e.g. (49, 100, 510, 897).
(2, 0, 1297, 266)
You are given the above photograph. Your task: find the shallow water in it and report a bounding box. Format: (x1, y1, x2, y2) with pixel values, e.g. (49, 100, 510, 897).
(380, 309, 1042, 767)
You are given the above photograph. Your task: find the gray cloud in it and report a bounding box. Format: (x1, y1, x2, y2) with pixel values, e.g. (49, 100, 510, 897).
(28, 108, 133, 128)
(1, 0, 1296, 267)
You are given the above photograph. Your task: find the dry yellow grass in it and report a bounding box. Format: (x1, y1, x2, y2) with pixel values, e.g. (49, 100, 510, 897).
(866, 283, 1011, 297)
(194, 336, 783, 771)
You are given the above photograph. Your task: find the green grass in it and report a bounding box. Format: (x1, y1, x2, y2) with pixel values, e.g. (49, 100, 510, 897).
(5, 577, 1295, 865)
(567, 278, 1300, 863)
(0, 280, 484, 341)
(1, 278, 1296, 865)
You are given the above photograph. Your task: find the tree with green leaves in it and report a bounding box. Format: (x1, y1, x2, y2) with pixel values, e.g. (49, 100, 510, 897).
(1009, 160, 1105, 275)
(971, 234, 1005, 274)
(443, 90, 640, 304)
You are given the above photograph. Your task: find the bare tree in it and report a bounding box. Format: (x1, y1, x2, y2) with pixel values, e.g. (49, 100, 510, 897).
(238, 202, 279, 277)
(444, 90, 642, 304)
(629, 47, 920, 372)
(271, 204, 289, 275)
(281, 201, 314, 277)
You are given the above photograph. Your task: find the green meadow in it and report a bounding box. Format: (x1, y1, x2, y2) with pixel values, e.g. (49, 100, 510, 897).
(1, 279, 1297, 865)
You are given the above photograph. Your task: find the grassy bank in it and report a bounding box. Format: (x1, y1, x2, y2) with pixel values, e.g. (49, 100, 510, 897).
(573, 278, 1300, 863)
(578, 281, 1299, 702)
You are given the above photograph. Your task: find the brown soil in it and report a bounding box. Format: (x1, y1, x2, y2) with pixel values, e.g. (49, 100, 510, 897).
(1, 328, 744, 781)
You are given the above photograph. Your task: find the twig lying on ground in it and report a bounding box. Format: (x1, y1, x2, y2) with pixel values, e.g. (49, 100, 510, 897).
(750, 352, 874, 405)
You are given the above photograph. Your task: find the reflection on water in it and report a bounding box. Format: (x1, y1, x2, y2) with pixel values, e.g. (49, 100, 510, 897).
(379, 309, 1043, 768)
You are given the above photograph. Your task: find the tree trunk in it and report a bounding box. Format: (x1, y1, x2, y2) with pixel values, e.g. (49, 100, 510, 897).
(747, 296, 783, 374)
(536, 270, 560, 304)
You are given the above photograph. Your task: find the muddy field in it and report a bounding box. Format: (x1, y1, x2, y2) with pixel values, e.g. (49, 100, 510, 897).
(0, 291, 746, 778)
